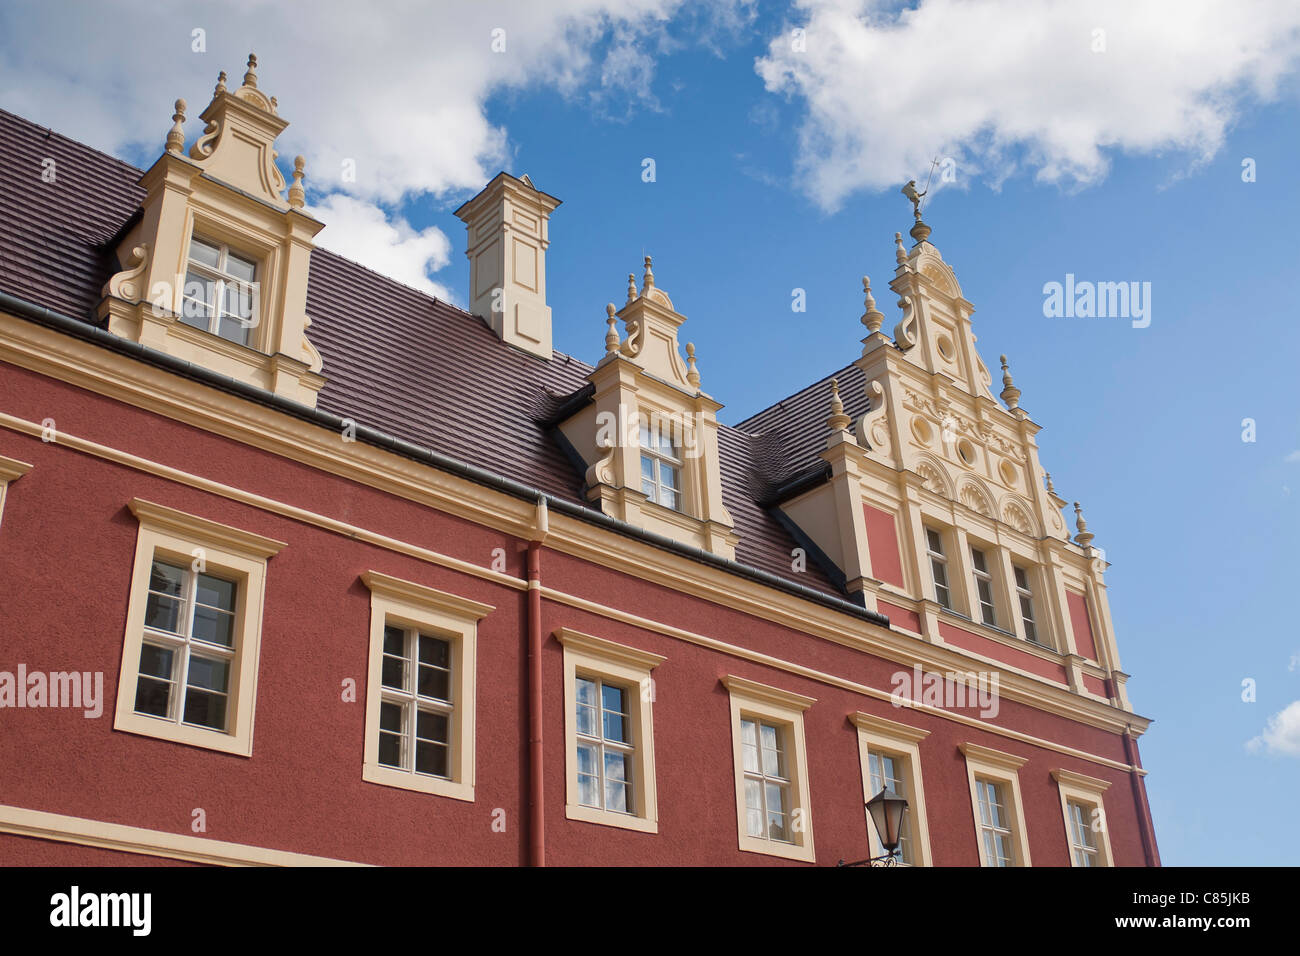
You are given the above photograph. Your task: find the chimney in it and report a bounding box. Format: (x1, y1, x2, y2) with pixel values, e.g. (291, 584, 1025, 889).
(453, 172, 561, 358)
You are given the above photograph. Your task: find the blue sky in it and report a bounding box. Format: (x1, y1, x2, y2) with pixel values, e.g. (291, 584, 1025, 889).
(3, 0, 1299, 864)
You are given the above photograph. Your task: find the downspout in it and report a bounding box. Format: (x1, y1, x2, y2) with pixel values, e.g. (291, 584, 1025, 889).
(1122, 725, 1160, 867)
(526, 497, 548, 867)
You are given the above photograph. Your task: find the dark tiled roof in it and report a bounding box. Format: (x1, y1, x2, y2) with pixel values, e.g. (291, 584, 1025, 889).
(0, 107, 840, 596)
(736, 362, 877, 489)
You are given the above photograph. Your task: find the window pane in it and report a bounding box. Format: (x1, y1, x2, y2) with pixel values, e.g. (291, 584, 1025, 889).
(381, 655, 406, 691)
(926, 529, 942, 554)
(180, 272, 213, 324)
(143, 593, 182, 634)
(605, 779, 629, 814)
(379, 701, 403, 733)
(417, 664, 450, 702)
(149, 561, 186, 597)
(133, 676, 171, 718)
(182, 688, 227, 730)
(226, 252, 256, 283)
(1014, 566, 1029, 590)
(186, 654, 229, 693)
(218, 313, 251, 346)
(604, 749, 628, 784)
(383, 626, 405, 656)
(602, 684, 627, 743)
(192, 605, 234, 647)
(196, 573, 237, 612)
(578, 771, 600, 808)
(415, 740, 448, 777)
(418, 635, 449, 667)
(661, 463, 680, 490)
(416, 710, 448, 744)
(971, 548, 987, 572)
(744, 780, 764, 836)
(378, 731, 402, 768)
(576, 743, 597, 777)
(138, 643, 175, 680)
(641, 454, 655, 480)
(189, 237, 221, 268)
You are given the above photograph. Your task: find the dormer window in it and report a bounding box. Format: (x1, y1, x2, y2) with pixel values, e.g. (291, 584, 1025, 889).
(639, 420, 683, 512)
(181, 235, 259, 347)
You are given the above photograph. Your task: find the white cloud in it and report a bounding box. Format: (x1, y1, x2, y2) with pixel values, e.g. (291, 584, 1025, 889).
(0, 0, 749, 292)
(1247, 700, 1300, 756)
(310, 195, 454, 302)
(1284, 450, 1300, 462)
(756, 0, 1300, 209)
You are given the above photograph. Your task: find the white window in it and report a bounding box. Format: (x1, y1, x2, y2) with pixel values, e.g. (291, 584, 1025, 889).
(975, 778, 1016, 867)
(559, 629, 663, 833)
(970, 547, 998, 627)
(114, 499, 285, 756)
(361, 571, 493, 802)
(925, 528, 952, 609)
(1066, 800, 1099, 866)
(851, 712, 933, 866)
(639, 420, 683, 512)
(1052, 769, 1114, 866)
(1014, 565, 1040, 644)
(180, 235, 259, 346)
(868, 751, 919, 863)
(377, 625, 454, 779)
(575, 676, 635, 814)
(133, 559, 238, 732)
(724, 675, 816, 862)
(960, 743, 1031, 866)
(741, 717, 794, 843)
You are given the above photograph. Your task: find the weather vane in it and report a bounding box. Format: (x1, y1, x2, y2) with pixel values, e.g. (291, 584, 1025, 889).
(901, 157, 941, 220)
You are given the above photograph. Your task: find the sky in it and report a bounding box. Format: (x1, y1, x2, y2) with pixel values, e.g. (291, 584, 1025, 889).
(2, 0, 1299, 865)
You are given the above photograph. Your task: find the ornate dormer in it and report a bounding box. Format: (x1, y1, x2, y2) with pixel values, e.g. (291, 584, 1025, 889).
(555, 257, 737, 558)
(98, 55, 326, 406)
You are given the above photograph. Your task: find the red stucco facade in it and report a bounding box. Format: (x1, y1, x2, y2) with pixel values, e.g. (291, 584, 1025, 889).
(0, 360, 1159, 866)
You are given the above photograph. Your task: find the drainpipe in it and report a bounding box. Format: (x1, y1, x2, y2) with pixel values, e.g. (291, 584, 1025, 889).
(527, 498, 548, 867)
(1122, 725, 1160, 867)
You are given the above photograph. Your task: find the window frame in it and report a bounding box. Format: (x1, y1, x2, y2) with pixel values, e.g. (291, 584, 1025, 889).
(959, 742, 1032, 866)
(1013, 563, 1042, 645)
(113, 498, 285, 756)
(558, 628, 664, 833)
(638, 417, 685, 513)
(0, 455, 33, 530)
(179, 232, 262, 347)
(969, 544, 999, 628)
(360, 571, 493, 802)
(924, 526, 953, 610)
(723, 675, 816, 862)
(851, 712, 933, 866)
(1051, 768, 1114, 867)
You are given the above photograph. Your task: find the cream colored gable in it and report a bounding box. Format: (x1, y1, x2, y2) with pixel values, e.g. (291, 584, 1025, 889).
(98, 55, 326, 408)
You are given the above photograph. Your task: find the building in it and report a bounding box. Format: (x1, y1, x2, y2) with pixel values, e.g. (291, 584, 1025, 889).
(0, 57, 1158, 866)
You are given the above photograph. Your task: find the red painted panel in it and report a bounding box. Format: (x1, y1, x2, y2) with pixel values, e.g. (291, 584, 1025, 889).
(1067, 591, 1100, 662)
(937, 621, 1069, 684)
(878, 599, 921, 634)
(862, 504, 905, 588)
(1083, 674, 1108, 697)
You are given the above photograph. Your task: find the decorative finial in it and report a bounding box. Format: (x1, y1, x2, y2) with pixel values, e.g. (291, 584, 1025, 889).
(214, 71, 228, 96)
(826, 379, 851, 432)
(244, 53, 258, 88)
(626, 272, 637, 304)
(1045, 472, 1056, 494)
(166, 99, 187, 154)
(894, 232, 907, 264)
(860, 276, 885, 335)
(604, 304, 619, 355)
(288, 155, 306, 208)
(642, 255, 654, 294)
(270, 95, 278, 113)
(999, 354, 1021, 409)
(1073, 501, 1095, 547)
(686, 343, 701, 388)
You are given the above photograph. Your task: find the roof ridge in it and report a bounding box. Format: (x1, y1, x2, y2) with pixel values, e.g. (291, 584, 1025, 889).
(0, 106, 146, 177)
